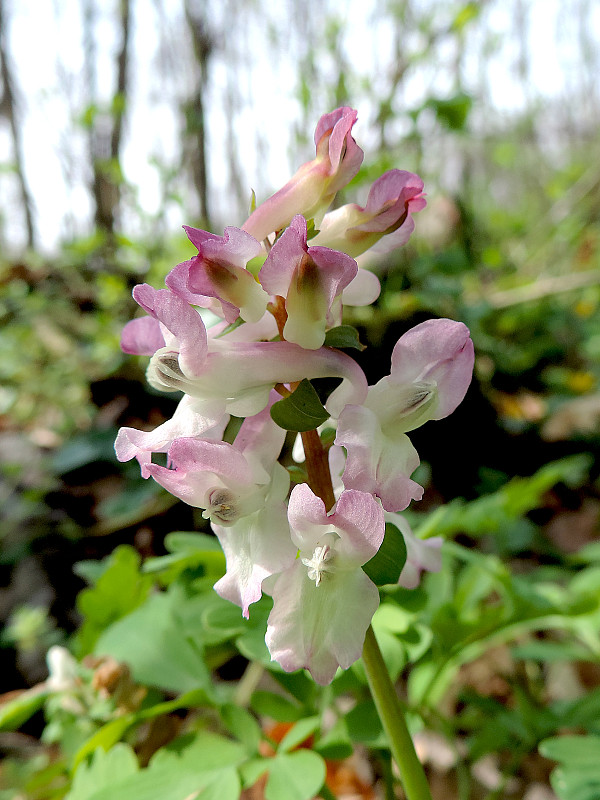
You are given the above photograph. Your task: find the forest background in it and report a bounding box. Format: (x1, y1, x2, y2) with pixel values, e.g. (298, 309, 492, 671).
(1, 1, 600, 799)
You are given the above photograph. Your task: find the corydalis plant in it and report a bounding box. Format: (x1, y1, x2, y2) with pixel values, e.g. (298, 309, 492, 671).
(116, 106, 473, 688)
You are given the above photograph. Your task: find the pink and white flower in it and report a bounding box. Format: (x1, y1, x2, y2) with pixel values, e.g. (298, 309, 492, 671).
(166, 226, 267, 324)
(336, 318, 474, 511)
(212, 462, 294, 617)
(124, 283, 368, 418)
(311, 169, 426, 258)
(259, 215, 358, 350)
(265, 484, 385, 685)
(242, 107, 363, 243)
(115, 395, 228, 478)
(146, 398, 297, 616)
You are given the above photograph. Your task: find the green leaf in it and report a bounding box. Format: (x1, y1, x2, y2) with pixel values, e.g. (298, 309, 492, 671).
(352, 630, 406, 684)
(511, 640, 593, 663)
(270, 380, 329, 432)
(79, 733, 245, 800)
(239, 758, 269, 789)
(52, 429, 120, 474)
(73, 559, 107, 586)
(202, 600, 249, 643)
(270, 670, 318, 706)
(150, 731, 246, 772)
(414, 455, 591, 541)
(314, 718, 353, 761)
(72, 716, 135, 770)
(0, 686, 49, 732)
(220, 704, 262, 754)
(75, 546, 153, 657)
(94, 588, 212, 694)
(362, 523, 407, 586)
(323, 325, 366, 351)
(569, 541, 600, 563)
(67, 745, 139, 800)
(142, 532, 226, 581)
(426, 93, 472, 131)
(215, 317, 246, 338)
(551, 766, 600, 800)
(250, 691, 304, 722)
(305, 218, 320, 240)
(540, 735, 600, 765)
(278, 716, 320, 753)
(286, 464, 308, 484)
(344, 701, 386, 747)
(264, 751, 326, 800)
(165, 532, 220, 553)
(73, 689, 210, 769)
(452, 2, 481, 31)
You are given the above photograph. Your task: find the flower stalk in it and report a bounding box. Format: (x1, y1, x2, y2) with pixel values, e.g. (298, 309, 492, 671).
(301, 428, 336, 511)
(362, 625, 433, 800)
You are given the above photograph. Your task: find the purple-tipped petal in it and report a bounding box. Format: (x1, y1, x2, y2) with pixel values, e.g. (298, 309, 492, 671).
(180, 226, 267, 324)
(259, 215, 357, 350)
(114, 397, 227, 478)
(311, 169, 426, 258)
(132, 284, 208, 376)
(390, 318, 474, 419)
(242, 108, 363, 242)
(120, 316, 165, 355)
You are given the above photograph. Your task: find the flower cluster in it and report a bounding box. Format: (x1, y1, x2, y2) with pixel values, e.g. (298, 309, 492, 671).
(116, 107, 474, 684)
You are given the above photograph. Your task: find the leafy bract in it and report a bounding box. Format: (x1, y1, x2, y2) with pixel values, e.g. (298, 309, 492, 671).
(270, 380, 329, 432)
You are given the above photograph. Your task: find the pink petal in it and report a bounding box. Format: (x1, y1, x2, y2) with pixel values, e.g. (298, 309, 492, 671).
(114, 397, 227, 478)
(287, 483, 329, 550)
(182, 226, 266, 324)
(335, 404, 423, 512)
(259, 215, 357, 349)
(316, 107, 364, 193)
(258, 215, 307, 298)
(232, 392, 286, 482)
(132, 284, 208, 376)
(120, 316, 165, 355)
(359, 170, 425, 233)
(390, 318, 474, 419)
(331, 489, 385, 565)
(193, 340, 367, 418)
(165, 259, 220, 311)
(167, 438, 254, 485)
(241, 107, 363, 243)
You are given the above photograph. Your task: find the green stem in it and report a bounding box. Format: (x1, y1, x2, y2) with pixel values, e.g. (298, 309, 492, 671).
(318, 782, 338, 800)
(362, 625, 433, 800)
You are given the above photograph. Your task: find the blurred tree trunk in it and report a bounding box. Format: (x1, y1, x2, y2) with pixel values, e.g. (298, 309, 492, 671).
(85, 0, 131, 239)
(0, 0, 36, 249)
(183, 0, 213, 229)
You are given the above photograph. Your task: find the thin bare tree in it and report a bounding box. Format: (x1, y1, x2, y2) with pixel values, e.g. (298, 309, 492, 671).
(84, 0, 132, 239)
(182, 0, 213, 229)
(0, 0, 36, 249)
